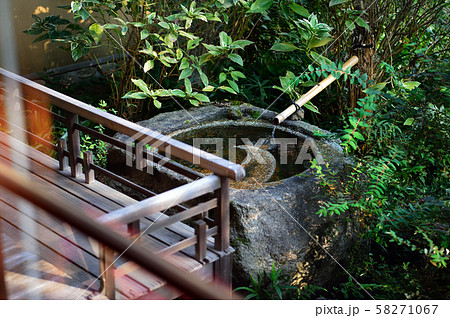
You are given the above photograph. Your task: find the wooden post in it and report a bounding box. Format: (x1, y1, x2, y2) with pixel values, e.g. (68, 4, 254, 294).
(213, 177, 232, 292)
(214, 177, 230, 251)
(82, 151, 94, 184)
(66, 112, 82, 177)
(127, 220, 140, 239)
(57, 138, 68, 171)
(195, 220, 207, 262)
(99, 245, 115, 300)
(0, 217, 8, 300)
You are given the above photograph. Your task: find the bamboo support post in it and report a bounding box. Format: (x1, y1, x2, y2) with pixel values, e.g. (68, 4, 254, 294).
(273, 56, 359, 124)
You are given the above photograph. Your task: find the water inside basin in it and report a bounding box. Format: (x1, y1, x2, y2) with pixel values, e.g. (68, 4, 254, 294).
(170, 121, 311, 189)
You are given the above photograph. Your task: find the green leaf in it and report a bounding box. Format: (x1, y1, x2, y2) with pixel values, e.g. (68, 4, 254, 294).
(189, 99, 200, 106)
(194, 93, 210, 103)
(79, 8, 90, 21)
(71, 47, 83, 61)
(103, 23, 121, 30)
(219, 31, 232, 47)
(153, 99, 162, 108)
(143, 60, 154, 73)
(355, 17, 370, 30)
(122, 92, 148, 99)
(227, 79, 239, 93)
(187, 38, 201, 50)
(202, 85, 215, 92)
(185, 78, 192, 94)
(158, 22, 170, 29)
(131, 79, 151, 95)
(309, 51, 332, 66)
(219, 86, 237, 94)
(288, 3, 309, 17)
(232, 40, 254, 49)
(270, 43, 299, 52)
(89, 23, 103, 44)
(371, 82, 387, 91)
(404, 118, 415, 126)
(228, 53, 243, 66)
(304, 101, 320, 113)
(199, 71, 209, 87)
(141, 29, 149, 40)
(179, 68, 194, 80)
(353, 131, 364, 141)
(329, 0, 350, 6)
(403, 81, 421, 90)
(219, 73, 227, 83)
(309, 37, 333, 48)
(170, 89, 186, 98)
(180, 58, 190, 70)
(231, 71, 246, 79)
(248, 0, 273, 13)
(71, 1, 82, 13)
(345, 19, 356, 31)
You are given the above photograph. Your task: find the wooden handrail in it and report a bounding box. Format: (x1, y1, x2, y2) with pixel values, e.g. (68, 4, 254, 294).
(0, 67, 245, 181)
(98, 174, 221, 225)
(0, 161, 236, 300)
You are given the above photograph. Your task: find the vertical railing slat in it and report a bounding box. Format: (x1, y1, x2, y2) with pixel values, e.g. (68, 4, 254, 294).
(66, 113, 81, 177)
(99, 245, 115, 300)
(214, 177, 230, 251)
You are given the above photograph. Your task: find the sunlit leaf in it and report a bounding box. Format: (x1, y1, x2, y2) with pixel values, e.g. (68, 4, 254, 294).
(270, 43, 299, 52)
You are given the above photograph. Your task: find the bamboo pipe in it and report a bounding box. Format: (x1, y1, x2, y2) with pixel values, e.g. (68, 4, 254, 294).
(273, 56, 359, 125)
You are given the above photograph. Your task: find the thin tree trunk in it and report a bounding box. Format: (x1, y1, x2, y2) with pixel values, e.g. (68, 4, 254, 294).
(349, 0, 375, 110)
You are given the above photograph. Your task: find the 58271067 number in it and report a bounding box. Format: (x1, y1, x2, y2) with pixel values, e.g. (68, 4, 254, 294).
(376, 304, 438, 315)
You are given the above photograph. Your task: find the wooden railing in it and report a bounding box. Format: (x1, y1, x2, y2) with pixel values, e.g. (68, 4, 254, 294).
(0, 67, 245, 299)
(0, 161, 235, 299)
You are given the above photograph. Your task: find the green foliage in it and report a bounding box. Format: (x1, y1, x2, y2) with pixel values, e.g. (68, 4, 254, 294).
(25, 0, 255, 120)
(235, 263, 325, 300)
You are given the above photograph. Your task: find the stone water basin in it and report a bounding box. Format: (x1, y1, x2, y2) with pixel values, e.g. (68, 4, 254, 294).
(107, 103, 359, 288)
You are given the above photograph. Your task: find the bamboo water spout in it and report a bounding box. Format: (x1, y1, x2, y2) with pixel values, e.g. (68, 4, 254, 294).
(273, 56, 359, 125)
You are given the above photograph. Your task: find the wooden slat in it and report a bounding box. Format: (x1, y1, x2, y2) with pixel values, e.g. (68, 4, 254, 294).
(99, 175, 221, 225)
(142, 199, 217, 235)
(0, 204, 97, 285)
(157, 236, 197, 257)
